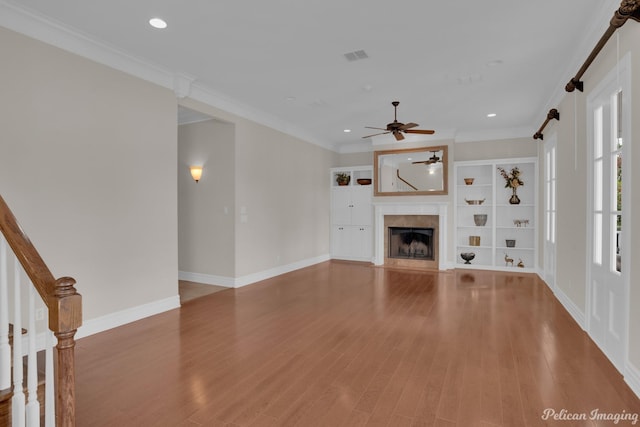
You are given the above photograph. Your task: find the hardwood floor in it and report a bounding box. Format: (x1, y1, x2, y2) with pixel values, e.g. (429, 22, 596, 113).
(75, 261, 640, 426)
(179, 280, 228, 304)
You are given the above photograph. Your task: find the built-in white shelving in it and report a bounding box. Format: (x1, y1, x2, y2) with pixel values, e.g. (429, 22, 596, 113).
(454, 158, 537, 272)
(330, 166, 373, 262)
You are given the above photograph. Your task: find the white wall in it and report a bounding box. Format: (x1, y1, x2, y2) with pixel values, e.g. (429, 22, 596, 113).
(0, 27, 179, 324)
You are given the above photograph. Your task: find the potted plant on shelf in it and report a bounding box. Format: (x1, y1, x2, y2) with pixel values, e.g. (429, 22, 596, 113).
(497, 166, 524, 204)
(336, 172, 350, 186)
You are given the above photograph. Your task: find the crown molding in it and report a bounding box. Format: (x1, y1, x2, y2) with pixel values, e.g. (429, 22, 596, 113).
(1, 0, 622, 155)
(537, 0, 623, 123)
(0, 1, 336, 152)
(453, 126, 535, 143)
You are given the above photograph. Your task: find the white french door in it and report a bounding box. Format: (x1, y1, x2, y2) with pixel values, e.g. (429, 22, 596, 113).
(586, 54, 630, 372)
(543, 135, 557, 291)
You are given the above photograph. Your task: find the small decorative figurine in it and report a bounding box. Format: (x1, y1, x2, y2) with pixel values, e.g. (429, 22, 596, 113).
(517, 259, 525, 268)
(505, 253, 514, 267)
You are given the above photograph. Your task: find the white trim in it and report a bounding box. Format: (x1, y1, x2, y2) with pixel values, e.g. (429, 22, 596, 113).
(553, 285, 586, 330)
(625, 362, 640, 399)
(19, 331, 50, 355)
(75, 295, 180, 339)
(234, 254, 330, 288)
(0, 0, 618, 155)
(542, 134, 558, 292)
(180, 254, 331, 289)
(537, 0, 622, 119)
(0, 1, 334, 152)
(178, 271, 235, 288)
(372, 201, 449, 270)
(585, 52, 631, 372)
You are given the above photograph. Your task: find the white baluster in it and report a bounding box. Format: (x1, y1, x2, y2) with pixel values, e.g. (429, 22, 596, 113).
(26, 286, 40, 427)
(12, 262, 26, 427)
(0, 238, 11, 390)
(45, 330, 55, 427)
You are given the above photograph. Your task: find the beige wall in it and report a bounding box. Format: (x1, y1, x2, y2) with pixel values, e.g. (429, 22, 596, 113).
(234, 120, 335, 276)
(178, 119, 236, 277)
(545, 22, 640, 372)
(454, 137, 538, 161)
(0, 27, 178, 321)
(179, 99, 337, 279)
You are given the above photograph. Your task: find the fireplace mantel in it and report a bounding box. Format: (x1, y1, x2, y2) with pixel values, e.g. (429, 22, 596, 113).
(372, 201, 448, 269)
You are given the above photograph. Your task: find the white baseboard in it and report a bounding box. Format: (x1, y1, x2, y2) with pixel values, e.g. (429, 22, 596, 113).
(235, 254, 330, 288)
(180, 254, 330, 289)
(625, 361, 640, 398)
(76, 295, 180, 339)
(553, 285, 586, 330)
(178, 270, 235, 287)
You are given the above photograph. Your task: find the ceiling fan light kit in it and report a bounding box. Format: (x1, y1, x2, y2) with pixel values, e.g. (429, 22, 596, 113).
(363, 101, 435, 141)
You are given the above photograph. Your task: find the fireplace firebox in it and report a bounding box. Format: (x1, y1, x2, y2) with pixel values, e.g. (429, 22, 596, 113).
(388, 227, 434, 260)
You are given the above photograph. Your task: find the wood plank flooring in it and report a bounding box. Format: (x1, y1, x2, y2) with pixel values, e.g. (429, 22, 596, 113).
(74, 261, 640, 426)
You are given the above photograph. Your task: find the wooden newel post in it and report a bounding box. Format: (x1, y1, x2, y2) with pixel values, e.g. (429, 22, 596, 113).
(50, 277, 82, 427)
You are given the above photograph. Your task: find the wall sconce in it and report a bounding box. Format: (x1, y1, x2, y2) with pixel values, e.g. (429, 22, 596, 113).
(190, 166, 203, 183)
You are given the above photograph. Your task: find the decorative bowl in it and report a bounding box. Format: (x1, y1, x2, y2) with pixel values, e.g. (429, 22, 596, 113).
(464, 178, 474, 185)
(465, 198, 485, 205)
(506, 239, 516, 248)
(357, 178, 372, 185)
(473, 214, 487, 226)
(460, 252, 476, 264)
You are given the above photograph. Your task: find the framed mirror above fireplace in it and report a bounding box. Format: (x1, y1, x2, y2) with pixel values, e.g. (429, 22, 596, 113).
(373, 145, 448, 196)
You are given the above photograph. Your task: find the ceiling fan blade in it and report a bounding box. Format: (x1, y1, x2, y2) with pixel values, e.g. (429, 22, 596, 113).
(404, 129, 435, 135)
(365, 126, 389, 131)
(362, 131, 391, 139)
(399, 122, 419, 130)
(393, 131, 405, 141)
(411, 161, 429, 164)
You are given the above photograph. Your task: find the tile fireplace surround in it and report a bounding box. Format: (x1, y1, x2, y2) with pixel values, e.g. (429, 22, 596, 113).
(373, 202, 448, 270)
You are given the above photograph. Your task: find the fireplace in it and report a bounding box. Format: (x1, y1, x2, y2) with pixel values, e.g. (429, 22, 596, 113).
(373, 202, 448, 270)
(388, 227, 434, 260)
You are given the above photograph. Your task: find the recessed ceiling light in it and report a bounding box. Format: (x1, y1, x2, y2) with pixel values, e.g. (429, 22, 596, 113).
(285, 96, 296, 102)
(487, 113, 497, 118)
(149, 18, 167, 29)
(343, 129, 351, 133)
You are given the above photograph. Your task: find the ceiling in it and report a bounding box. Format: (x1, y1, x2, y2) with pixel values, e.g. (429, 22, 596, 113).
(1, 0, 619, 152)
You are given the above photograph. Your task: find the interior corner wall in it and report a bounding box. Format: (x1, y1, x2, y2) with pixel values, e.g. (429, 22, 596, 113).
(178, 119, 235, 278)
(0, 27, 179, 322)
(234, 123, 336, 277)
(178, 99, 338, 280)
(547, 22, 640, 373)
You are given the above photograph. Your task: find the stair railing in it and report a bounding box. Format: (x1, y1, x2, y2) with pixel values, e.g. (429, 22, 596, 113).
(0, 195, 82, 427)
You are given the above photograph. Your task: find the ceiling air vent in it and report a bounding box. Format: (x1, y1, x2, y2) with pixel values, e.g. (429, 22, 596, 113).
(344, 50, 369, 62)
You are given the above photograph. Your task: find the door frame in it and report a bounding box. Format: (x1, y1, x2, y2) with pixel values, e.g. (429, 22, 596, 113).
(543, 133, 557, 292)
(585, 52, 631, 372)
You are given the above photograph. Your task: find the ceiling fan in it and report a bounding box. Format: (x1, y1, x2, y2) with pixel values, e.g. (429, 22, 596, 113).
(363, 101, 435, 141)
(412, 151, 442, 165)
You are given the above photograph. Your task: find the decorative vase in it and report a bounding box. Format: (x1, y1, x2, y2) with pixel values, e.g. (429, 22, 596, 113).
(509, 188, 520, 205)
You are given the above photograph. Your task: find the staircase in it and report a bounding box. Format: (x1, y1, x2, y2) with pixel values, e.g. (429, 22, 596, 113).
(0, 194, 82, 426)
(0, 341, 46, 426)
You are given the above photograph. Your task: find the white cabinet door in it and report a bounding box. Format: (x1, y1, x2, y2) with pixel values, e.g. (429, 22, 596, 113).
(331, 189, 353, 225)
(331, 225, 353, 258)
(350, 188, 372, 226)
(331, 225, 372, 261)
(353, 226, 372, 259)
